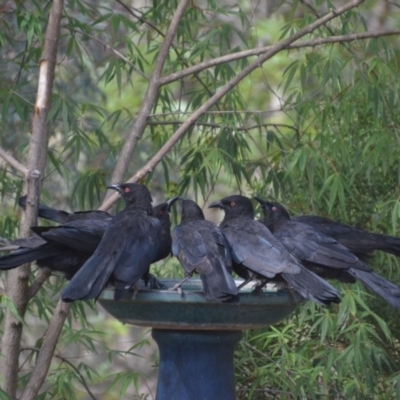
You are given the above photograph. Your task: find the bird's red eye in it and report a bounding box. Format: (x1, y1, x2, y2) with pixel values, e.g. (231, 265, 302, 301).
(158, 210, 164, 215)
(230, 201, 236, 207)
(124, 187, 130, 193)
(272, 206, 278, 212)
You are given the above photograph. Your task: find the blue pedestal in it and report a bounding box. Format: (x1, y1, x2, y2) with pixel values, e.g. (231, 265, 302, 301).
(152, 329, 242, 400)
(98, 280, 303, 399)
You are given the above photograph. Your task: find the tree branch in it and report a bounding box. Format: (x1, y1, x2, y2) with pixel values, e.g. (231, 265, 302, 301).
(20, 300, 72, 400)
(0, 0, 64, 397)
(99, 0, 365, 211)
(28, 268, 52, 300)
(147, 119, 298, 134)
(116, 0, 221, 110)
(102, 0, 190, 205)
(0, 146, 28, 176)
(160, 29, 400, 86)
(20, 346, 97, 400)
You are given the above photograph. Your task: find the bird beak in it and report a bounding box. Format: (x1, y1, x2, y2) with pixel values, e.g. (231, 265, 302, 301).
(208, 200, 222, 209)
(166, 196, 180, 211)
(107, 184, 123, 194)
(253, 195, 266, 206)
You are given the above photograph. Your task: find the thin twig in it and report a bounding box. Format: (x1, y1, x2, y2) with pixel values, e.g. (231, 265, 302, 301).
(147, 119, 298, 133)
(68, 27, 149, 81)
(160, 29, 400, 86)
(0, 146, 28, 175)
(99, 0, 365, 211)
(28, 268, 52, 300)
(20, 300, 72, 400)
(115, 0, 219, 108)
(0, 245, 19, 252)
(102, 0, 191, 204)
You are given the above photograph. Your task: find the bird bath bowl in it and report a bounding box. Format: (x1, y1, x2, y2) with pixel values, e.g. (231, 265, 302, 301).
(98, 279, 303, 400)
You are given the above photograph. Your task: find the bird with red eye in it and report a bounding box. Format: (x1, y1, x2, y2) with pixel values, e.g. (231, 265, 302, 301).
(0, 189, 180, 296)
(254, 197, 400, 309)
(62, 183, 165, 302)
(209, 194, 340, 306)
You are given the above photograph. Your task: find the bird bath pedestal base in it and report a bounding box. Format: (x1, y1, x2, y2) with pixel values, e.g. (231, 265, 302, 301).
(152, 329, 241, 400)
(99, 279, 302, 400)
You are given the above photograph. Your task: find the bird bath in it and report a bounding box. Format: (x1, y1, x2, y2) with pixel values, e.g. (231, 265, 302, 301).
(98, 279, 302, 400)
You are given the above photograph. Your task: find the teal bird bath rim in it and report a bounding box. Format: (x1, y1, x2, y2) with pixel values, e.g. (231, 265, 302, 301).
(98, 279, 303, 330)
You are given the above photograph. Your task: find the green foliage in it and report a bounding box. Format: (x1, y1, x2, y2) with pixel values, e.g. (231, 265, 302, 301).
(236, 287, 398, 399)
(1, 0, 400, 398)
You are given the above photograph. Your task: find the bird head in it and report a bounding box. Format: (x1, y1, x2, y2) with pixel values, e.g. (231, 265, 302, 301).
(208, 195, 254, 219)
(152, 196, 180, 220)
(107, 183, 153, 213)
(179, 198, 205, 221)
(253, 196, 291, 223)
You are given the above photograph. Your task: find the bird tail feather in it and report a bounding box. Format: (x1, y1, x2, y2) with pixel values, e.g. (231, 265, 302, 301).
(0, 246, 59, 270)
(200, 257, 239, 303)
(61, 253, 116, 302)
(282, 266, 341, 306)
(348, 269, 400, 309)
(381, 235, 400, 257)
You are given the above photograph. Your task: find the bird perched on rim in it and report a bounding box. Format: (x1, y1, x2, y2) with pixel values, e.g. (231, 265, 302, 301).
(209, 195, 341, 306)
(171, 198, 239, 302)
(0, 195, 179, 284)
(61, 182, 162, 302)
(292, 213, 400, 260)
(254, 198, 400, 309)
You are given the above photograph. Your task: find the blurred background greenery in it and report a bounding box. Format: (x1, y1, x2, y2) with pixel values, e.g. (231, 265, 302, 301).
(1, 0, 400, 398)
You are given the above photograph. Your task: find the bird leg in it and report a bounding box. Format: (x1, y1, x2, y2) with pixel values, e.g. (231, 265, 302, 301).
(130, 282, 141, 300)
(252, 279, 269, 295)
(236, 278, 253, 291)
(168, 273, 194, 295)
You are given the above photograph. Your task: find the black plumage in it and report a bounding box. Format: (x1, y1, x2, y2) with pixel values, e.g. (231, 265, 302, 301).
(255, 198, 400, 309)
(209, 195, 341, 306)
(18, 195, 111, 223)
(61, 183, 162, 302)
(294, 214, 400, 259)
(0, 217, 110, 280)
(172, 199, 238, 302)
(1, 193, 178, 285)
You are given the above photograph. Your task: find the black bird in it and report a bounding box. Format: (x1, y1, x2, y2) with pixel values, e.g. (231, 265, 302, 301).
(171, 199, 239, 302)
(255, 198, 400, 309)
(0, 219, 110, 279)
(209, 195, 340, 306)
(1, 195, 179, 283)
(61, 183, 162, 302)
(293, 214, 400, 259)
(18, 195, 111, 223)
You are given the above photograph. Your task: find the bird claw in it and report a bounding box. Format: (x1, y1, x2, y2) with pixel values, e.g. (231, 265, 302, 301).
(168, 282, 183, 292)
(251, 286, 265, 296)
(147, 274, 166, 290)
(168, 275, 192, 295)
(251, 279, 268, 295)
(168, 283, 185, 297)
(131, 284, 139, 300)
